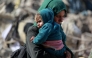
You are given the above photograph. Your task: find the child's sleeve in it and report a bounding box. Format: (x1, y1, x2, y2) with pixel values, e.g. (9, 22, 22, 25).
(33, 23, 53, 44)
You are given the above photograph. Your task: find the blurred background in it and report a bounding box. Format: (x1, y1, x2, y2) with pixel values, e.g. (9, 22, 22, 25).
(0, 0, 92, 58)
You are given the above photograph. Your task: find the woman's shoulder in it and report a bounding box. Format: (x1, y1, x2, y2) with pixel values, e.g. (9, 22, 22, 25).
(53, 22, 60, 28)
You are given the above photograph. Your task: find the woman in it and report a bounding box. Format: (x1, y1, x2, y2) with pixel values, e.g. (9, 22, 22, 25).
(26, 0, 74, 58)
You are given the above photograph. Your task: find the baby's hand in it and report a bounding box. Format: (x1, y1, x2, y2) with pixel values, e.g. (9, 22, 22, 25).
(30, 36, 35, 42)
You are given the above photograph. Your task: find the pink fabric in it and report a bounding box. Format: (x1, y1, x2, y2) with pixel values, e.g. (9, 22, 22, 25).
(43, 40, 64, 50)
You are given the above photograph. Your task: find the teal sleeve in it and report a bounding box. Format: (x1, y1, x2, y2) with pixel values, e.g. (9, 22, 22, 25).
(33, 23, 53, 44)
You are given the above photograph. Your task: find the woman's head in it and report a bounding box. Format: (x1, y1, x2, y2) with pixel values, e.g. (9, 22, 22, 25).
(54, 10, 65, 24)
(35, 8, 54, 28)
(38, 0, 66, 15)
(38, 0, 67, 24)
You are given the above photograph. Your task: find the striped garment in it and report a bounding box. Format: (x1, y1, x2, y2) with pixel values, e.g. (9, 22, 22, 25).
(43, 40, 64, 50)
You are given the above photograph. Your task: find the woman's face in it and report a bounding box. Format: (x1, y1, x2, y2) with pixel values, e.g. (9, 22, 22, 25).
(54, 10, 65, 24)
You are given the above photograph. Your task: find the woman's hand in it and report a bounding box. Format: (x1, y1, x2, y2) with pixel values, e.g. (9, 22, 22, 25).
(65, 51, 71, 58)
(30, 36, 35, 42)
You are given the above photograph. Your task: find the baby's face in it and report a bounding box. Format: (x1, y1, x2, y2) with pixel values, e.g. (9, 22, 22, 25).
(36, 19, 44, 28)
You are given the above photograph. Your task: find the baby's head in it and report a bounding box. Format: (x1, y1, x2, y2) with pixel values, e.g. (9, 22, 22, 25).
(35, 8, 54, 28)
(35, 13, 43, 28)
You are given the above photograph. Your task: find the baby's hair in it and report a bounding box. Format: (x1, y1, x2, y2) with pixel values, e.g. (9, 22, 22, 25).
(35, 13, 42, 22)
